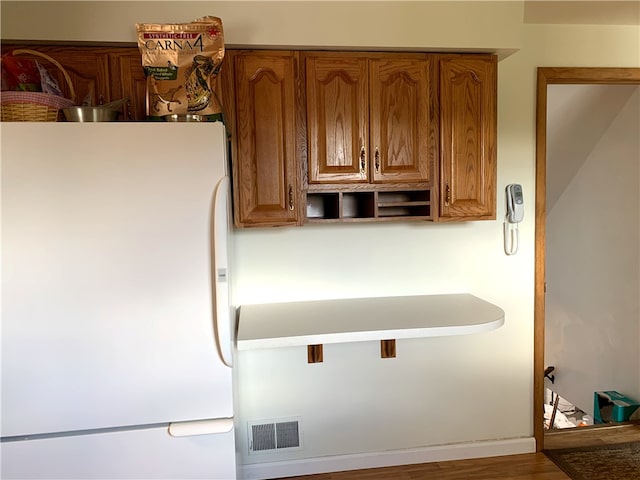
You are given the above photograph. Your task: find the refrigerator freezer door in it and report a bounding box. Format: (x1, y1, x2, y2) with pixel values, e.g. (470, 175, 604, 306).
(1, 123, 233, 437)
(1, 425, 236, 479)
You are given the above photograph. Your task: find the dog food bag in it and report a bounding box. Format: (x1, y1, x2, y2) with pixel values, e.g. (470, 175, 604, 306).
(136, 16, 224, 121)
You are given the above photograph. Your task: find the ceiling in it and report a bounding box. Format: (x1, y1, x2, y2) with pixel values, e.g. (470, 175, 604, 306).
(524, 1, 640, 25)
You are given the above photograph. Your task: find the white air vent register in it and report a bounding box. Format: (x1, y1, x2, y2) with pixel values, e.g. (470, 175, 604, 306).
(248, 418, 302, 454)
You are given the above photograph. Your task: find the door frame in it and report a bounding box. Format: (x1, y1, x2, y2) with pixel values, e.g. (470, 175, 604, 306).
(534, 67, 640, 450)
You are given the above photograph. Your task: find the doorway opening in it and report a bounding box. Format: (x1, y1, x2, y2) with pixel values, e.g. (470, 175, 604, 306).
(534, 67, 640, 450)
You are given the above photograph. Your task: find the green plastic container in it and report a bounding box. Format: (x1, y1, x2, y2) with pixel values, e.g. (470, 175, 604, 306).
(594, 391, 640, 423)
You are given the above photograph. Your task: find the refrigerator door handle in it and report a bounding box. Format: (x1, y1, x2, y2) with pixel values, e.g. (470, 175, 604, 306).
(212, 176, 234, 368)
(168, 417, 234, 437)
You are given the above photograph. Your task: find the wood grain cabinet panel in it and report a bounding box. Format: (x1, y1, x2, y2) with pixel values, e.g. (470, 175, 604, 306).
(305, 52, 436, 186)
(108, 50, 147, 121)
(369, 57, 435, 184)
(227, 51, 300, 227)
(439, 54, 497, 220)
(1, 45, 111, 108)
(1, 45, 148, 120)
(305, 54, 368, 183)
(35, 47, 110, 107)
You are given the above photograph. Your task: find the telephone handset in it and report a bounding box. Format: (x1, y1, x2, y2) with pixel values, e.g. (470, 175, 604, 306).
(506, 184, 524, 223)
(504, 184, 523, 255)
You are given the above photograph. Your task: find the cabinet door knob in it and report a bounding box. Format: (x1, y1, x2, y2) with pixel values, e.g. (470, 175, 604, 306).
(360, 145, 367, 177)
(445, 183, 451, 206)
(288, 184, 295, 211)
(374, 147, 380, 173)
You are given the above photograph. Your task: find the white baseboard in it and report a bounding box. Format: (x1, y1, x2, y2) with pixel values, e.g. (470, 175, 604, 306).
(238, 437, 536, 480)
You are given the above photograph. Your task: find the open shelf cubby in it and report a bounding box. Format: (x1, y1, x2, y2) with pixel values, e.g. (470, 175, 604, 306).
(305, 188, 432, 223)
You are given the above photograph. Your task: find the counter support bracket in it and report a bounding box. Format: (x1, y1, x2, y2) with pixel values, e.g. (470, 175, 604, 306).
(380, 339, 396, 358)
(308, 344, 323, 363)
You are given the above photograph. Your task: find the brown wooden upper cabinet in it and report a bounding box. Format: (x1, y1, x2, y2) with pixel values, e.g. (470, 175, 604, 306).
(304, 52, 437, 186)
(1, 46, 497, 226)
(223, 50, 301, 228)
(438, 54, 497, 221)
(107, 50, 148, 121)
(1, 45, 111, 108)
(1, 45, 148, 121)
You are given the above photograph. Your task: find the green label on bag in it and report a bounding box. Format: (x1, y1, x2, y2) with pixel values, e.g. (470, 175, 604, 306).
(143, 66, 178, 81)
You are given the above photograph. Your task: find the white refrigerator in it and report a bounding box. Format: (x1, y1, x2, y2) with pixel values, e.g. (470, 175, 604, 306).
(1, 122, 237, 479)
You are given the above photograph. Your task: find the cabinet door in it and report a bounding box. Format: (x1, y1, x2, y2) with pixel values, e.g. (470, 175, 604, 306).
(439, 55, 497, 220)
(369, 56, 436, 184)
(1, 45, 111, 107)
(108, 50, 147, 121)
(305, 54, 368, 184)
(230, 51, 299, 227)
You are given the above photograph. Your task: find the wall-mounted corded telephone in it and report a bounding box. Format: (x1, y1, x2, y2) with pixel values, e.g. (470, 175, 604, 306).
(506, 183, 524, 223)
(504, 184, 523, 255)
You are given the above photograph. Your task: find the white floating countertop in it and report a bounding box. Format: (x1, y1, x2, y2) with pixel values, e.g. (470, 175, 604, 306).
(236, 294, 504, 351)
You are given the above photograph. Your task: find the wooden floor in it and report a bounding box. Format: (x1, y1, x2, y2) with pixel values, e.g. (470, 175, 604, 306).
(286, 453, 568, 480)
(543, 421, 640, 449)
(283, 423, 640, 480)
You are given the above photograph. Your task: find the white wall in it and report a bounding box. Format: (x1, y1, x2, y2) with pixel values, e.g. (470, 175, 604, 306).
(0, 1, 522, 56)
(232, 20, 639, 470)
(545, 86, 640, 414)
(2, 1, 639, 476)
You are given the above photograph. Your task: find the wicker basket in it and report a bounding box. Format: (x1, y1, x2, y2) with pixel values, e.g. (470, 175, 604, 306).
(1, 49, 76, 122)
